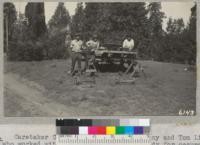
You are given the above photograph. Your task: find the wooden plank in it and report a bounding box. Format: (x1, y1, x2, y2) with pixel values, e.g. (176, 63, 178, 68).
(85, 69, 97, 73)
(115, 79, 135, 84)
(125, 62, 134, 74)
(131, 63, 139, 77)
(95, 50, 137, 55)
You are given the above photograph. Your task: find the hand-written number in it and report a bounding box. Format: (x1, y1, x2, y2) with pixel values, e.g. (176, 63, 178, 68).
(179, 109, 195, 116)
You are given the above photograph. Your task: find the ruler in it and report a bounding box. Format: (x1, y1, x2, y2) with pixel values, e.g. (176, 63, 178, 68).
(56, 135, 150, 145)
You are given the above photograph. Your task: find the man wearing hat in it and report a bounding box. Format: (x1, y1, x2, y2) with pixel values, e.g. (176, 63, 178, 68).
(69, 34, 83, 76)
(122, 34, 135, 51)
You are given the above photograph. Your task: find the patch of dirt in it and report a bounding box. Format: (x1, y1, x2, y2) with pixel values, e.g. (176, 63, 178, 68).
(4, 59, 196, 116)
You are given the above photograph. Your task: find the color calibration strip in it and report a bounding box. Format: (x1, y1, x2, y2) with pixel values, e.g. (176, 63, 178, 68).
(56, 119, 150, 135)
(56, 119, 150, 126)
(57, 126, 148, 135)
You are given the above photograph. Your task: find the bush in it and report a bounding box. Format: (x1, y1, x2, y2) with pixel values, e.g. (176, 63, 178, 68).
(43, 32, 69, 59)
(7, 31, 70, 61)
(7, 40, 44, 61)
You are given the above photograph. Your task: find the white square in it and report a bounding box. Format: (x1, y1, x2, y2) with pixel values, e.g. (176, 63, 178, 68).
(139, 119, 150, 126)
(120, 119, 129, 126)
(79, 127, 88, 135)
(129, 119, 139, 126)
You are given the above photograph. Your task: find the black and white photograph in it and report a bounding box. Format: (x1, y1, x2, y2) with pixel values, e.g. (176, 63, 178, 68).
(3, 1, 196, 117)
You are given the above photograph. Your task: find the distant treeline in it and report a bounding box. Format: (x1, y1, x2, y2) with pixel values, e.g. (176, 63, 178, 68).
(4, 2, 196, 64)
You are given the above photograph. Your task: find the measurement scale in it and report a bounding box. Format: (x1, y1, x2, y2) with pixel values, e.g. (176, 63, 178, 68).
(56, 135, 150, 145)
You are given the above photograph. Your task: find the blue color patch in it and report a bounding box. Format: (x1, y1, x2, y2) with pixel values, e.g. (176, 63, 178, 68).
(125, 127, 134, 134)
(134, 127, 144, 134)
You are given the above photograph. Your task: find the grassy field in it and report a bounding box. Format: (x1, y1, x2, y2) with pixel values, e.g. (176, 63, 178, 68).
(4, 59, 196, 116)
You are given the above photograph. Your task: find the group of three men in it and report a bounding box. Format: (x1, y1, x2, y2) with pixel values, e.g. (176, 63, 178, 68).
(68, 34, 135, 76)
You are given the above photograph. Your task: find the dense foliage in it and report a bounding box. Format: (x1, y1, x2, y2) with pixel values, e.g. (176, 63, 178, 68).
(71, 2, 196, 63)
(47, 2, 71, 59)
(25, 3, 47, 39)
(5, 2, 196, 64)
(48, 2, 71, 30)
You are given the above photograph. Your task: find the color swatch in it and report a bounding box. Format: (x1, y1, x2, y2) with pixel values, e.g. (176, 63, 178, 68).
(56, 119, 150, 135)
(106, 126, 116, 135)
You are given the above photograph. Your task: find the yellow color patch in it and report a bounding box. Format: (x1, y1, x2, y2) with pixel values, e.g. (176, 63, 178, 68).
(106, 126, 116, 135)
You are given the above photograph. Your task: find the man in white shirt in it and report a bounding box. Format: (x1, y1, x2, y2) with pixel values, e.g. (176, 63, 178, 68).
(122, 35, 135, 51)
(70, 34, 83, 75)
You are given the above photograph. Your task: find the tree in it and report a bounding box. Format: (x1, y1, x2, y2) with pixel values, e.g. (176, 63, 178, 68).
(24, 3, 47, 60)
(47, 3, 71, 59)
(71, 3, 85, 36)
(12, 12, 29, 41)
(25, 2, 47, 39)
(164, 13, 196, 64)
(8, 13, 32, 61)
(72, 2, 149, 44)
(3, 2, 17, 52)
(148, 2, 165, 37)
(115, 3, 148, 57)
(84, 3, 98, 30)
(175, 19, 185, 34)
(147, 2, 165, 60)
(188, 4, 196, 47)
(165, 18, 184, 62)
(185, 4, 196, 64)
(166, 18, 185, 34)
(74, 3, 111, 41)
(82, 2, 149, 45)
(166, 18, 174, 34)
(48, 2, 71, 30)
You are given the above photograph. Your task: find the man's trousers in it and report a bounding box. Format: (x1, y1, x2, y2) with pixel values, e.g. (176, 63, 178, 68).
(71, 52, 82, 74)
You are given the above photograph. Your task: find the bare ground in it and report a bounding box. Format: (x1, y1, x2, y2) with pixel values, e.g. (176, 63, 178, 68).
(4, 59, 196, 117)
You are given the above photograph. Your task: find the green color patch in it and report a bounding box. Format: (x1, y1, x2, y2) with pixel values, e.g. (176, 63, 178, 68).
(116, 126, 125, 134)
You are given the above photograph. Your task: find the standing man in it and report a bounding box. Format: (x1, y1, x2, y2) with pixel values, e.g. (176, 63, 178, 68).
(86, 34, 100, 51)
(70, 34, 83, 76)
(122, 34, 135, 51)
(84, 35, 100, 70)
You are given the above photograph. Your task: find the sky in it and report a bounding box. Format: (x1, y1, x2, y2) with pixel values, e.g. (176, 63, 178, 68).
(13, 2, 195, 30)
